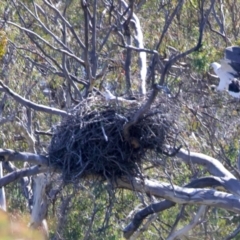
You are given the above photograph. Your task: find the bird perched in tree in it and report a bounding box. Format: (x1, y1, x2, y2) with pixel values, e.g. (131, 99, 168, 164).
(103, 89, 137, 104)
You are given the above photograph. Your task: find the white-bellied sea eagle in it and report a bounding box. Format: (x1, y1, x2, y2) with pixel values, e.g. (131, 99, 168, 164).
(211, 46, 240, 98)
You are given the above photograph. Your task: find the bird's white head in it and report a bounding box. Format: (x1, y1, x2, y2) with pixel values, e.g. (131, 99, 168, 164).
(210, 62, 221, 73)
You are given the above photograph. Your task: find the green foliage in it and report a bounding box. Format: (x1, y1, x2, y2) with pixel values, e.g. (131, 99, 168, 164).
(0, 31, 7, 60)
(191, 49, 210, 73)
(191, 44, 222, 73)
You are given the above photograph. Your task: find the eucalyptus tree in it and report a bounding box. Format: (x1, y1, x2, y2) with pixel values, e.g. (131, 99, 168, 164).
(1, 1, 240, 239)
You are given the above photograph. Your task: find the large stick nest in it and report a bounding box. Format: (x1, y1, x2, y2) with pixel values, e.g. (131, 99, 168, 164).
(48, 99, 177, 182)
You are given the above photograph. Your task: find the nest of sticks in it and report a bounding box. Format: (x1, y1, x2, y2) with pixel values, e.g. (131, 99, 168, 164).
(48, 99, 177, 182)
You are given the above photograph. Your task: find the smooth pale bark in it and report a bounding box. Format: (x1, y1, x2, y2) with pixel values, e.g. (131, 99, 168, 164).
(117, 178, 240, 213)
(174, 148, 240, 196)
(0, 148, 49, 166)
(123, 176, 221, 238)
(121, 0, 147, 95)
(30, 174, 49, 238)
(122, 144, 240, 238)
(0, 165, 46, 187)
(175, 148, 235, 178)
(0, 163, 6, 211)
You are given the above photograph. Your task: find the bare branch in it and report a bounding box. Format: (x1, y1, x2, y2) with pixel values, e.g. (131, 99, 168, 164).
(117, 177, 240, 213)
(30, 173, 49, 239)
(156, 0, 185, 50)
(0, 165, 45, 188)
(60, 5, 83, 102)
(174, 147, 236, 179)
(0, 80, 69, 117)
(82, 0, 93, 95)
(0, 163, 6, 211)
(4, 20, 85, 66)
(119, 44, 159, 55)
(42, 0, 85, 49)
(14, 121, 36, 153)
(0, 148, 49, 166)
(122, 176, 223, 239)
(130, 213, 158, 240)
(91, 0, 98, 78)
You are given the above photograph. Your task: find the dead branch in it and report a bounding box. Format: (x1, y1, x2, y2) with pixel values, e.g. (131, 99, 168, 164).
(0, 80, 69, 117)
(174, 147, 236, 178)
(0, 148, 49, 166)
(0, 163, 6, 211)
(117, 177, 240, 211)
(122, 176, 223, 239)
(0, 165, 45, 188)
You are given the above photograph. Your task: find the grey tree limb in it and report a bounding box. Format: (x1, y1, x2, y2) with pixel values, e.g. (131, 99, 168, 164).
(0, 80, 69, 117)
(122, 142, 240, 238)
(4, 20, 85, 66)
(30, 173, 49, 239)
(3, 162, 34, 213)
(174, 148, 240, 196)
(122, 176, 223, 239)
(60, 4, 83, 102)
(0, 165, 46, 188)
(117, 177, 240, 213)
(0, 163, 6, 211)
(0, 148, 49, 166)
(42, 0, 85, 49)
(81, 0, 93, 95)
(119, 28, 149, 95)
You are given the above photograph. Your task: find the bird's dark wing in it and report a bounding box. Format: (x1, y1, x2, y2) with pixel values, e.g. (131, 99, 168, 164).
(228, 79, 240, 93)
(225, 46, 240, 77)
